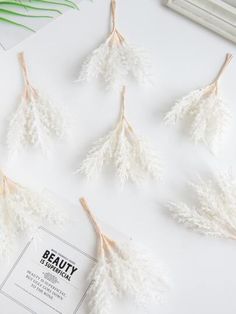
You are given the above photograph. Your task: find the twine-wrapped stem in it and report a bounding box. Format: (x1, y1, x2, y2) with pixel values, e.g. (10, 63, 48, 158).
(118, 86, 134, 133)
(0, 170, 18, 196)
(111, 0, 116, 32)
(214, 53, 233, 84)
(109, 0, 125, 45)
(210, 53, 233, 94)
(18, 51, 38, 102)
(79, 198, 116, 256)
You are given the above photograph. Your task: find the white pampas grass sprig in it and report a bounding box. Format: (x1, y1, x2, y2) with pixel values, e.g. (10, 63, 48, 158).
(7, 52, 68, 159)
(80, 198, 169, 313)
(164, 53, 233, 154)
(76, 0, 151, 89)
(77, 87, 162, 185)
(0, 169, 66, 257)
(0, 215, 15, 258)
(167, 171, 236, 240)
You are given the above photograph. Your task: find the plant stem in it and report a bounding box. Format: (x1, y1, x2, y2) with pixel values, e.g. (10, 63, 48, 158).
(79, 198, 116, 256)
(119, 86, 135, 133)
(213, 53, 233, 84)
(0, 170, 17, 195)
(80, 197, 104, 238)
(111, 0, 116, 32)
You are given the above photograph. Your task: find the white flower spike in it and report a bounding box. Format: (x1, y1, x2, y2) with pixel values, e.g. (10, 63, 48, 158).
(80, 198, 169, 313)
(0, 169, 66, 257)
(7, 52, 68, 159)
(78, 87, 162, 185)
(168, 171, 236, 240)
(164, 53, 233, 154)
(77, 0, 151, 89)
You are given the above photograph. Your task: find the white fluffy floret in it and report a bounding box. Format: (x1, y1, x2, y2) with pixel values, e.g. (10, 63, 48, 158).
(78, 115, 162, 185)
(168, 171, 236, 240)
(77, 31, 151, 90)
(7, 91, 68, 158)
(164, 84, 231, 154)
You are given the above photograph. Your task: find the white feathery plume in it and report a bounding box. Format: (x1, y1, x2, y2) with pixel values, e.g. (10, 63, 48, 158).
(86, 256, 114, 314)
(164, 53, 233, 154)
(167, 171, 236, 240)
(77, 87, 162, 185)
(0, 211, 15, 258)
(0, 170, 66, 258)
(7, 52, 68, 159)
(80, 198, 169, 313)
(76, 0, 151, 89)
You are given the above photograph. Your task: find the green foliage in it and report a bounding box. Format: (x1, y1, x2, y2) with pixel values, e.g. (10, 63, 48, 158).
(0, 0, 78, 31)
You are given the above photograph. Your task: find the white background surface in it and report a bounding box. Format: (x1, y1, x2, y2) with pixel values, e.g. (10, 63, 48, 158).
(0, 0, 236, 313)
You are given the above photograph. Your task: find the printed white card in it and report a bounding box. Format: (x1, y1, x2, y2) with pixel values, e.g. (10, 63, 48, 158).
(0, 226, 96, 314)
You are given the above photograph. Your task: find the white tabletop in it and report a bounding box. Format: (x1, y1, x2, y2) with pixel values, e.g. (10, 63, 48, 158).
(0, 0, 236, 313)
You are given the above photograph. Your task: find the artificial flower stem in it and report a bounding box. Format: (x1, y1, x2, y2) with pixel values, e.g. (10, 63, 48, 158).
(221, 221, 236, 240)
(202, 54, 233, 97)
(0, 170, 21, 196)
(79, 198, 116, 254)
(107, 27, 125, 48)
(111, 0, 116, 33)
(213, 53, 233, 85)
(79, 197, 107, 257)
(119, 86, 135, 133)
(18, 52, 31, 87)
(0, 171, 10, 196)
(18, 52, 38, 101)
(115, 29, 125, 43)
(103, 234, 116, 248)
(109, 0, 125, 45)
(79, 197, 105, 238)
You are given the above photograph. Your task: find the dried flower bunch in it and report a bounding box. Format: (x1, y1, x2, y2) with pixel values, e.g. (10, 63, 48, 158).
(164, 53, 233, 154)
(0, 169, 66, 257)
(168, 171, 236, 240)
(7, 52, 68, 158)
(77, 0, 151, 89)
(80, 198, 169, 313)
(78, 87, 162, 185)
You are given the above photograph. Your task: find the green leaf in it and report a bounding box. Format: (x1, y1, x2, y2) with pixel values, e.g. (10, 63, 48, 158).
(0, 16, 35, 31)
(0, 1, 62, 14)
(0, 8, 53, 18)
(29, 0, 79, 10)
(0, 0, 78, 33)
